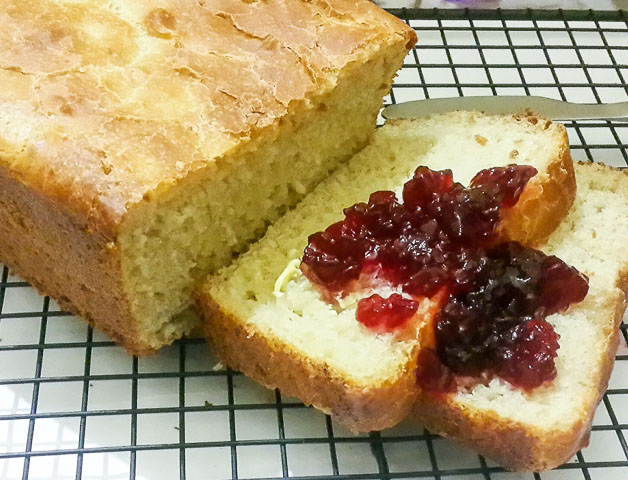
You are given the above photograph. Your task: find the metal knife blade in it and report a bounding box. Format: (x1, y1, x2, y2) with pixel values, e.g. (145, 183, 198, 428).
(382, 96, 628, 121)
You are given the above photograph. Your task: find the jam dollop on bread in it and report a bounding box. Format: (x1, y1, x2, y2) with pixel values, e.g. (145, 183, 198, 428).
(301, 165, 588, 391)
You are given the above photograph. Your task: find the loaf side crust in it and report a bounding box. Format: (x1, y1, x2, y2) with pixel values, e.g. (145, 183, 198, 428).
(200, 295, 419, 432)
(0, 166, 153, 355)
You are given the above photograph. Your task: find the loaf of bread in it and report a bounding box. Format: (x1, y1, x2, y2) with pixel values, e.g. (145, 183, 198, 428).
(0, 0, 415, 354)
(413, 161, 628, 471)
(199, 112, 576, 432)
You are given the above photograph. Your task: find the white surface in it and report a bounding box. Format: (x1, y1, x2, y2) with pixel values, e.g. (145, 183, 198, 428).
(1, 13, 628, 480)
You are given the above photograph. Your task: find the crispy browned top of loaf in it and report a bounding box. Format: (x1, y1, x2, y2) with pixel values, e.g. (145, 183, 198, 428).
(0, 0, 415, 237)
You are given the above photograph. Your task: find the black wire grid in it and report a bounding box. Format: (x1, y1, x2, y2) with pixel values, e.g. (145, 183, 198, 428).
(1, 7, 627, 480)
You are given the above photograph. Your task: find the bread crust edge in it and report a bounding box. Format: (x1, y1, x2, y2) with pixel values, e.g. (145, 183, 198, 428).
(198, 292, 419, 432)
(500, 117, 576, 247)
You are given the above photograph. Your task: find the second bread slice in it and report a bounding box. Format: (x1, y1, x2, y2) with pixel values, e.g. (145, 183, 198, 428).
(198, 112, 575, 432)
(412, 161, 628, 471)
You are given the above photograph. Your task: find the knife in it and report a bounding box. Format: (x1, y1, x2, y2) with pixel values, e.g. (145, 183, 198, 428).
(382, 96, 628, 121)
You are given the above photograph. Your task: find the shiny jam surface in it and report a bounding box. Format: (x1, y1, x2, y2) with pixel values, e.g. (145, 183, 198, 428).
(355, 294, 418, 334)
(300, 165, 589, 391)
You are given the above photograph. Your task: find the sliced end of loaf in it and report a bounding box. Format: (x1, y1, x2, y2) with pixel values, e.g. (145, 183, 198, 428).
(413, 161, 628, 471)
(199, 112, 576, 431)
(112, 39, 413, 354)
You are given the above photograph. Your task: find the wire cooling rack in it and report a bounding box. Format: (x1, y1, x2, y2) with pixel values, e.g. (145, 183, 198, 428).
(1, 7, 628, 480)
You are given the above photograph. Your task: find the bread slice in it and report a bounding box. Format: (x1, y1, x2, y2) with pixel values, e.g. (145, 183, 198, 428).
(0, 0, 415, 354)
(412, 161, 628, 471)
(198, 112, 576, 432)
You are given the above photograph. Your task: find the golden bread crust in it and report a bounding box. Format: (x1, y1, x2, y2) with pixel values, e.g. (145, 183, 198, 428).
(200, 294, 419, 432)
(0, 0, 415, 237)
(412, 395, 591, 471)
(500, 117, 576, 247)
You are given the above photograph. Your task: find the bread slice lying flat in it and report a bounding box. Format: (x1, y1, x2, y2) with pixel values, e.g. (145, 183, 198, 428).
(198, 112, 575, 432)
(413, 161, 628, 471)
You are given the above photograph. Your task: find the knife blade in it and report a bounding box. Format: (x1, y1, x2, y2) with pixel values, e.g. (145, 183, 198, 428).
(382, 96, 628, 121)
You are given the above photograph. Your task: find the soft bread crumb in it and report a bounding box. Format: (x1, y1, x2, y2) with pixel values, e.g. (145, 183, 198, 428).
(117, 46, 407, 350)
(251, 276, 413, 385)
(212, 362, 224, 371)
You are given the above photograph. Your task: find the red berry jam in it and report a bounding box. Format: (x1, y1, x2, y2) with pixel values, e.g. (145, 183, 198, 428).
(434, 242, 587, 389)
(301, 165, 538, 294)
(300, 165, 589, 391)
(356, 293, 418, 334)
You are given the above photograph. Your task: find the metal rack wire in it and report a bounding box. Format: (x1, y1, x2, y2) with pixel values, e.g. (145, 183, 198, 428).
(1, 7, 627, 480)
